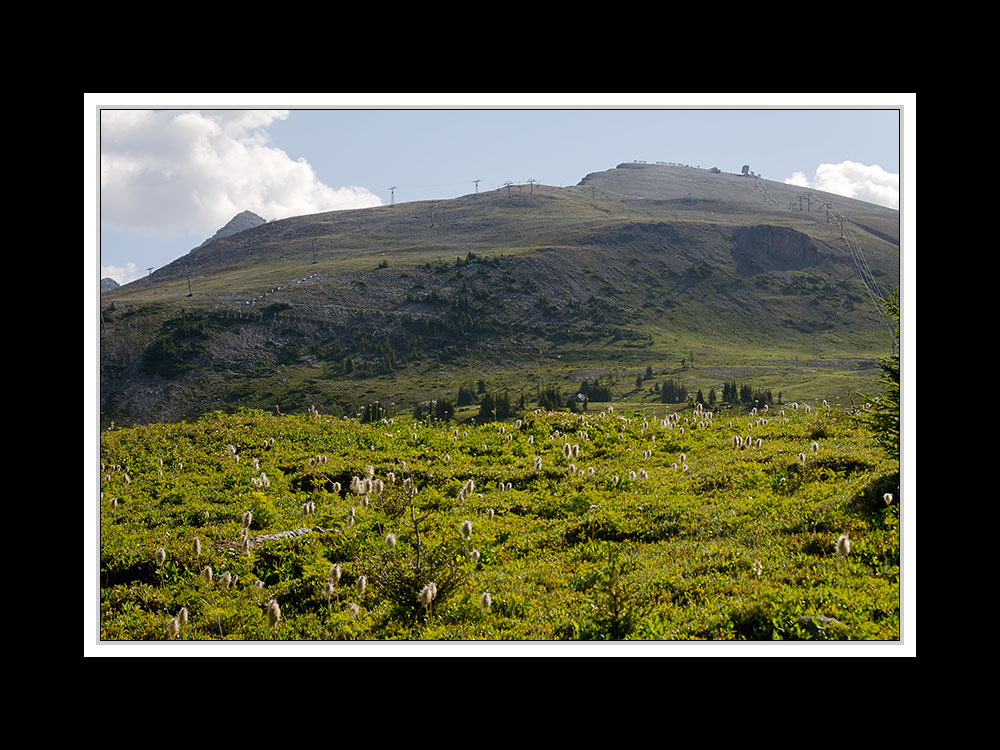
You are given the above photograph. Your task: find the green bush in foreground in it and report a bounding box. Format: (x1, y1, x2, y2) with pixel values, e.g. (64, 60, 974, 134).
(98, 399, 901, 642)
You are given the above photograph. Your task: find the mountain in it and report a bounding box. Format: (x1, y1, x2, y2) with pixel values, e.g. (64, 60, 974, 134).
(101, 277, 120, 294)
(195, 210, 266, 249)
(98, 163, 900, 427)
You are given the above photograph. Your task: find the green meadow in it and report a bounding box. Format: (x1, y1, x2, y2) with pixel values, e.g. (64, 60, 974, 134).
(98, 394, 900, 644)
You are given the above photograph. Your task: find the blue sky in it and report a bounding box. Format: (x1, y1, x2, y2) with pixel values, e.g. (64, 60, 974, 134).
(89, 94, 911, 285)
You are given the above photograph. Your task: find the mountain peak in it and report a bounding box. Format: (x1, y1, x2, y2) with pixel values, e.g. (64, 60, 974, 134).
(197, 210, 266, 249)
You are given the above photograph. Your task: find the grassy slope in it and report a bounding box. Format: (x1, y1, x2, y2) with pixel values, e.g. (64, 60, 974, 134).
(100, 166, 899, 430)
(99, 398, 900, 643)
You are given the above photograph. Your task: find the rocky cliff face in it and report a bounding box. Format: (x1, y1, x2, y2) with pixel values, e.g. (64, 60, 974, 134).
(730, 225, 831, 275)
(101, 277, 120, 293)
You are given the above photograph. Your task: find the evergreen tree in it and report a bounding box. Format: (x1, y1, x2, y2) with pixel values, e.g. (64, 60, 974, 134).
(457, 385, 477, 406)
(436, 398, 455, 421)
(479, 390, 513, 421)
(579, 379, 611, 402)
(660, 380, 688, 404)
(538, 385, 563, 411)
(858, 289, 900, 457)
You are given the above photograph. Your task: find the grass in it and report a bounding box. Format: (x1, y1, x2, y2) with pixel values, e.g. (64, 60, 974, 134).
(95, 395, 901, 646)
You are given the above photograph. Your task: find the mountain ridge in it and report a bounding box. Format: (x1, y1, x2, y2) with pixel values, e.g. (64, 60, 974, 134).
(99, 163, 899, 427)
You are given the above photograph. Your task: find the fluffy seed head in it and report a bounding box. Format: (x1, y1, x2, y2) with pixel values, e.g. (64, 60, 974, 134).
(154, 547, 166, 567)
(417, 582, 438, 608)
(836, 533, 851, 557)
(200, 566, 213, 584)
(480, 591, 492, 613)
(460, 520, 473, 541)
(267, 599, 281, 628)
(385, 533, 397, 550)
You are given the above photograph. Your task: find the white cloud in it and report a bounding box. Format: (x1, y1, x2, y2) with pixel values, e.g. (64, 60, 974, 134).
(784, 161, 898, 209)
(100, 110, 382, 236)
(101, 261, 141, 285)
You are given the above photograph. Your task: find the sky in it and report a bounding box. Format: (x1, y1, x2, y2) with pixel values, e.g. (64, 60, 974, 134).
(89, 94, 911, 286)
